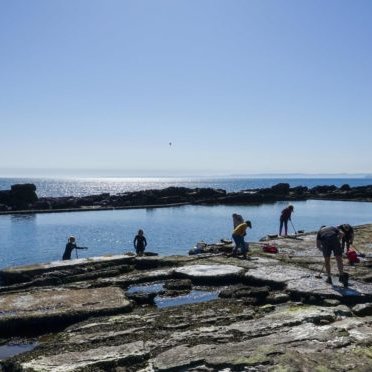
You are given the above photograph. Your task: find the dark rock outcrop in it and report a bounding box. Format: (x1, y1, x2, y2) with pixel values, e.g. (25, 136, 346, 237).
(0, 184, 38, 210)
(1, 182, 372, 214)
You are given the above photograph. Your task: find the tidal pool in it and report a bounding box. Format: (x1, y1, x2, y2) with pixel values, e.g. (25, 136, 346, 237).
(0, 342, 37, 360)
(1, 200, 372, 269)
(155, 290, 220, 308)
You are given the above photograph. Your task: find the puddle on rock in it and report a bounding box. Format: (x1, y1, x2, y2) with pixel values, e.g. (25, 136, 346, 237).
(155, 290, 220, 309)
(126, 283, 220, 308)
(127, 282, 164, 294)
(0, 342, 37, 360)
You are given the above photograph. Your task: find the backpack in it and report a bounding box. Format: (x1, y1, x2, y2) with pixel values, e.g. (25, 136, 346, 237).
(263, 244, 278, 254)
(347, 250, 359, 264)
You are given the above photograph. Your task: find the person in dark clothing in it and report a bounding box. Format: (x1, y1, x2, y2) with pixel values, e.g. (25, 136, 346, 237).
(316, 226, 348, 287)
(279, 205, 294, 236)
(337, 224, 354, 252)
(133, 229, 147, 256)
(232, 213, 244, 228)
(62, 236, 88, 260)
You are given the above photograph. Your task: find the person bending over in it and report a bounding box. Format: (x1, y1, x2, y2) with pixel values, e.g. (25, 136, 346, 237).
(316, 226, 348, 287)
(279, 205, 294, 236)
(232, 220, 252, 259)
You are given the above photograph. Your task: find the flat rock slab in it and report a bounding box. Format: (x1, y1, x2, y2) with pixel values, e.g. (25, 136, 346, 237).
(261, 233, 320, 257)
(95, 268, 174, 288)
(246, 264, 372, 301)
(20, 341, 148, 372)
(0, 287, 132, 336)
(174, 264, 245, 284)
(245, 265, 316, 285)
(287, 276, 372, 300)
(0, 255, 135, 285)
(150, 305, 372, 371)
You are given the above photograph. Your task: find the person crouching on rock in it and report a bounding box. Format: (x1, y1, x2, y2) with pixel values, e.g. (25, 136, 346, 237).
(232, 221, 252, 259)
(62, 236, 88, 260)
(316, 226, 348, 287)
(134, 229, 147, 256)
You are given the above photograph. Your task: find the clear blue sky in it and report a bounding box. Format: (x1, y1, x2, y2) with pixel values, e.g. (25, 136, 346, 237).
(1, 0, 371, 177)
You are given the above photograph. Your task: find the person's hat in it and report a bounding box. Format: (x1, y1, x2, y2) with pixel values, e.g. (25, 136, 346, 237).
(245, 220, 252, 228)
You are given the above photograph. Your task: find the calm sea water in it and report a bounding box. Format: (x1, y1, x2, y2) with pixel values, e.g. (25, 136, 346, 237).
(1, 176, 372, 197)
(1, 198, 372, 269)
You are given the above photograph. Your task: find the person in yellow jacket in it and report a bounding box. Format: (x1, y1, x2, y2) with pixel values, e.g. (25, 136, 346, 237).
(232, 220, 252, 259)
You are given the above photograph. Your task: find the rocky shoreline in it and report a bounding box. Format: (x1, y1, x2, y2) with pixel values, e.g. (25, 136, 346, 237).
(1, 182, 372, 214)
(1, 225, 372, 371)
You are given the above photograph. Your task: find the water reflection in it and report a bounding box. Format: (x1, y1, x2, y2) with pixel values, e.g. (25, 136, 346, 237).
(333, 285, 362, 297)
(155, 290, 219, 308)
(10, 214, 36, 222)
(127, 283, 164, 294)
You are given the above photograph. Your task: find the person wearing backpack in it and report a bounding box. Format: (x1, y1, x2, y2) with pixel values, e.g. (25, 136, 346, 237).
(279, 205, 294, 236)
(232, 213, 244, 228)
(337, 224, 354, 252)
(316, 226, 348, 287)
(232, 220, 252, 259)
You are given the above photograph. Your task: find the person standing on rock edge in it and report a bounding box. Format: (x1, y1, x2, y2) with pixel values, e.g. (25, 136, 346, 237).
(232, 220, 252, 259)
(232, 213, 244, 228)
(62, 236, 88, 260)
(337, 224, 354, 252)
(316, 226, 349, 287)
(134, 229, 147, 256)
(279, 205, 294, 236)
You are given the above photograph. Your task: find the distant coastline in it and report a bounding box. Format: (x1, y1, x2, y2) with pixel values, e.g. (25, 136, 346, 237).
(2, 176, 372, 198)
(1, 181, 372, 215)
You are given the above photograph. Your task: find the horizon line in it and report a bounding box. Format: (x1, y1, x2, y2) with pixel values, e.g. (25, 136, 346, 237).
(1, 171, 372, 179)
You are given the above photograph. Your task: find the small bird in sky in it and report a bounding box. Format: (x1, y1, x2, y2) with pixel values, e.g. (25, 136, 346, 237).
(169, 142, 172, 146)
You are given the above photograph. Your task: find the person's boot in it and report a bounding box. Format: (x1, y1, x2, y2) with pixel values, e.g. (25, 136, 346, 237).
(325, 276, 333, 285)
(339, 273, 349, 288)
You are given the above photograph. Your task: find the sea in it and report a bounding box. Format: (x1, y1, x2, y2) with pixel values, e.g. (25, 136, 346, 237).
(1, 176, 372, 269)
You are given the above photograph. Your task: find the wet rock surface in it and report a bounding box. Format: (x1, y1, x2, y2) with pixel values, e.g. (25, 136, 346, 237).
(0, 287, 132, 337)
(0, 225, 372, 370)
